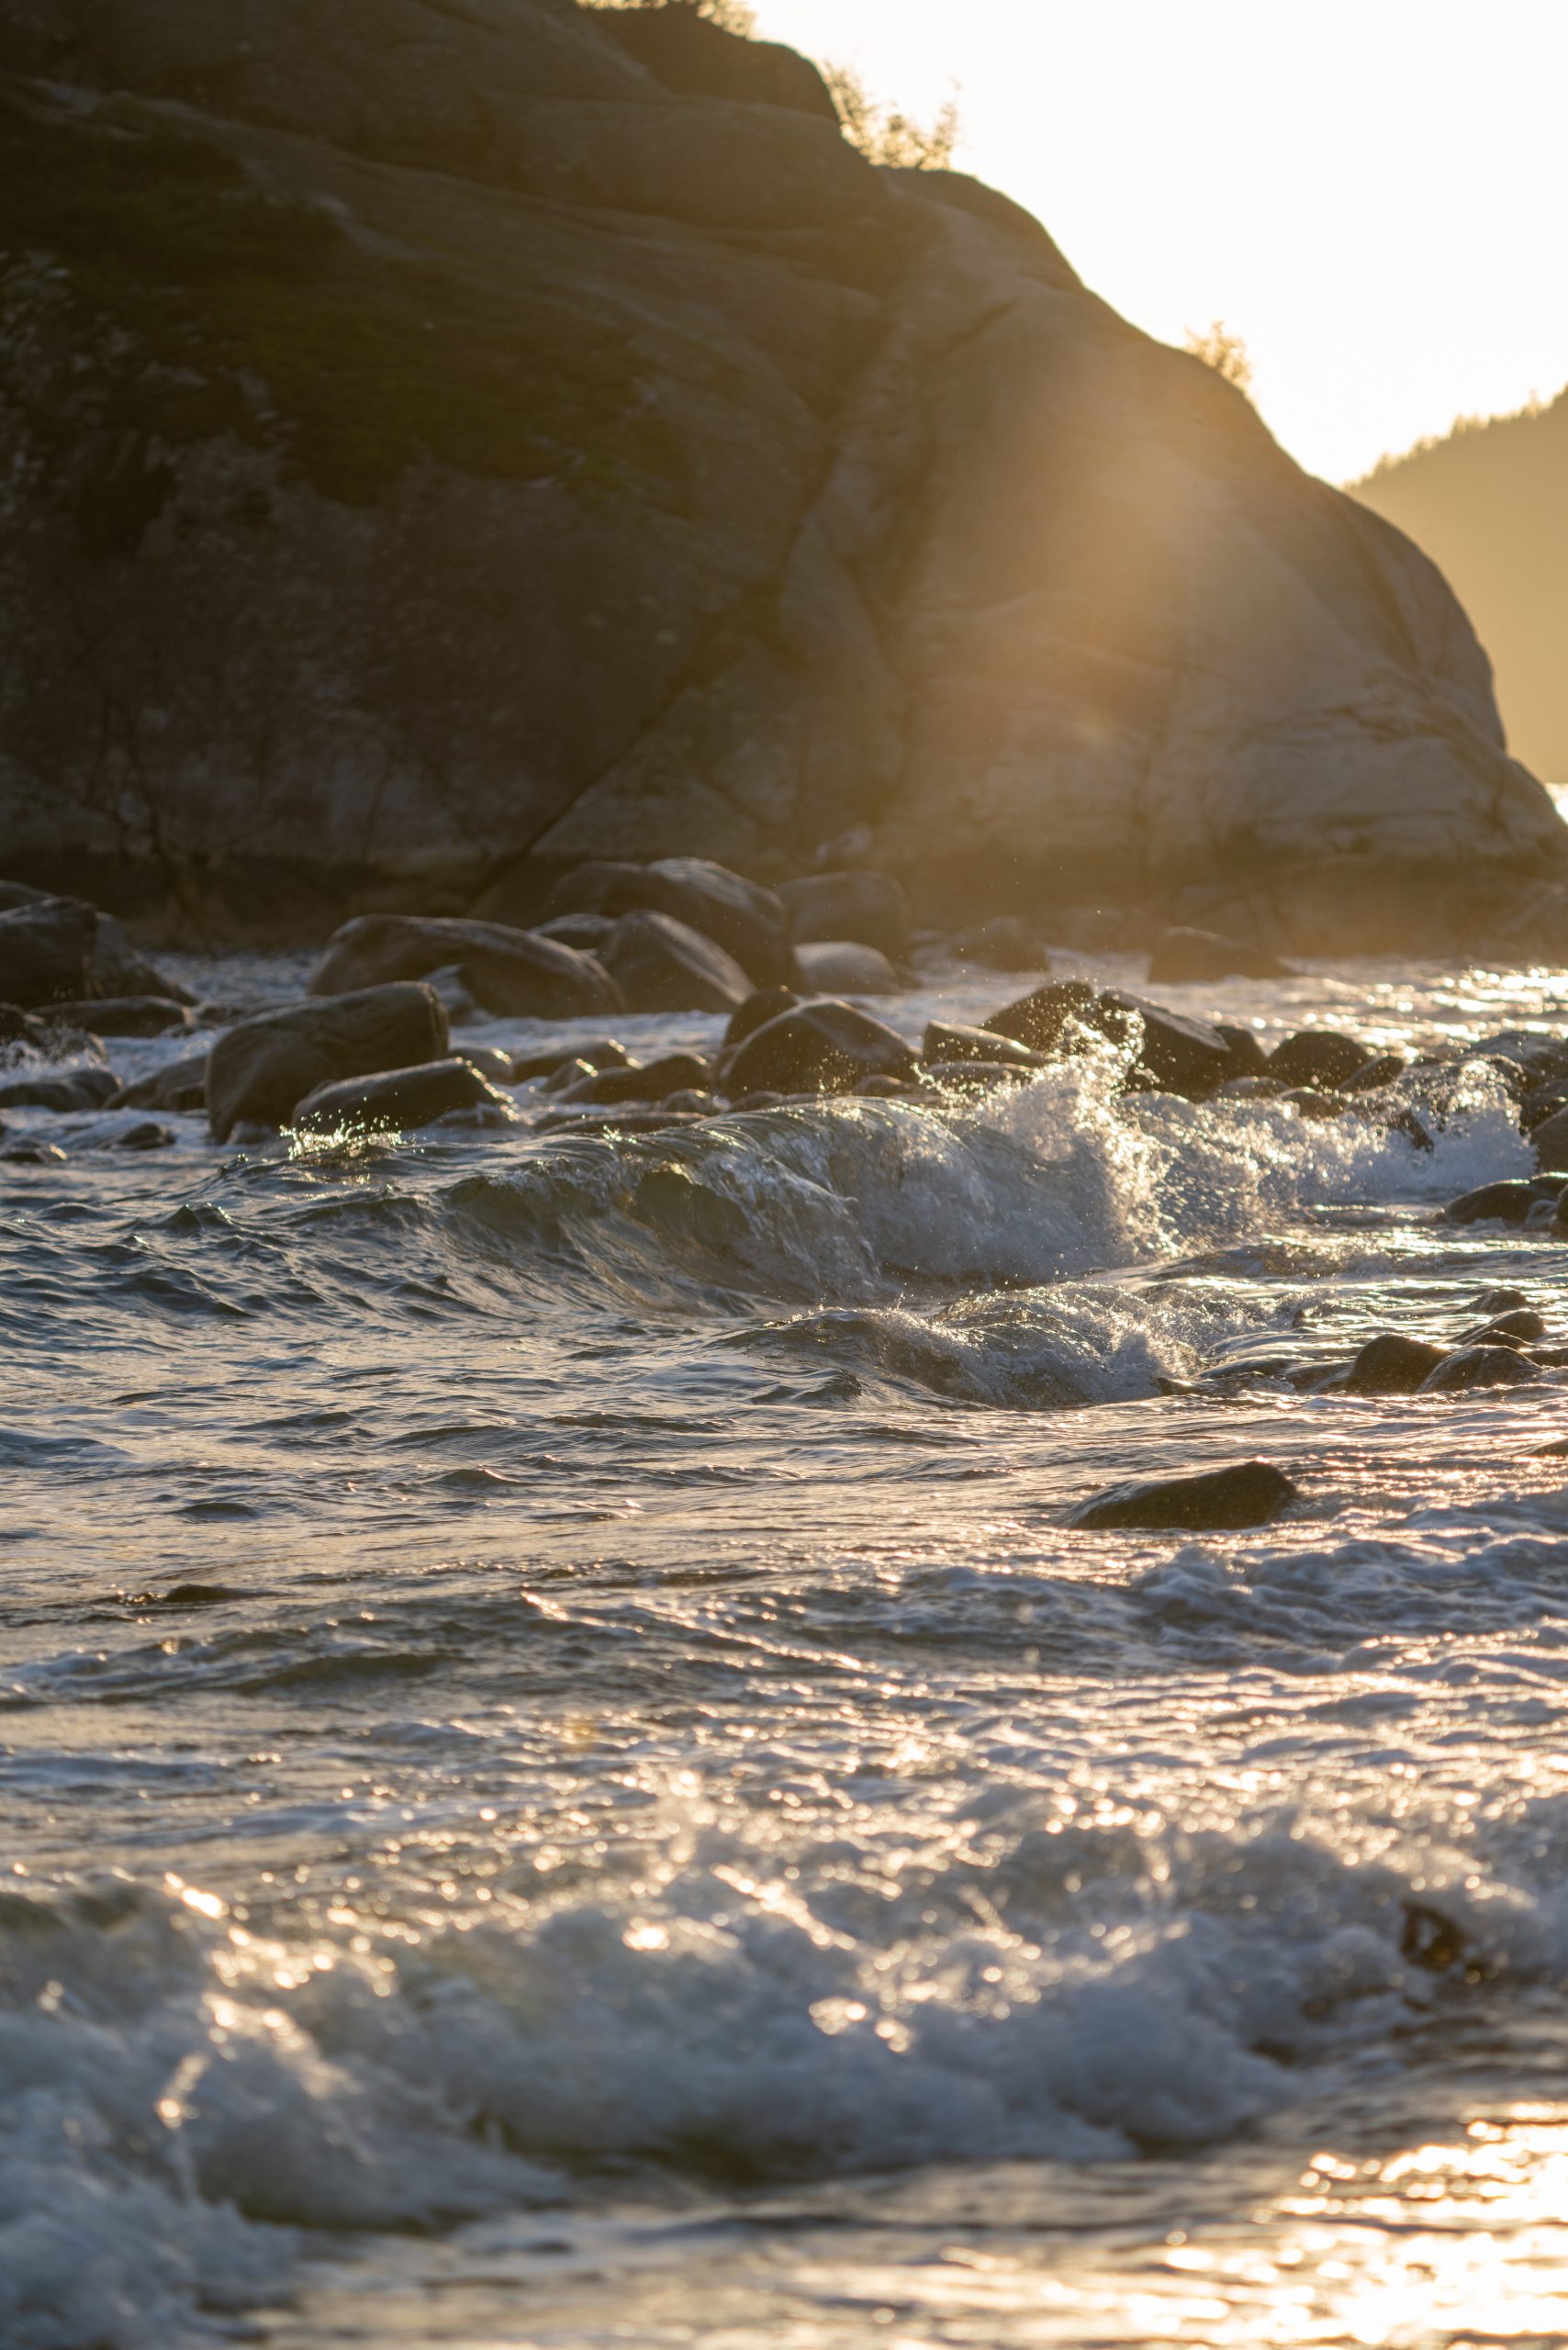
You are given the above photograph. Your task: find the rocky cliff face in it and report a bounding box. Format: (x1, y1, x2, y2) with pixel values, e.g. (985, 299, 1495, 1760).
(0, 0, 1558, 942)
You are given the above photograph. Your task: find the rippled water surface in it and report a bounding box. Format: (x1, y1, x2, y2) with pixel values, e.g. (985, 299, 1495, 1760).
(9, 948, 1568, 2348)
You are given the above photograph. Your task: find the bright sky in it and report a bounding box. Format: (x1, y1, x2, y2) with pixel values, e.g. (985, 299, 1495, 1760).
(751, 0, 1568, 484)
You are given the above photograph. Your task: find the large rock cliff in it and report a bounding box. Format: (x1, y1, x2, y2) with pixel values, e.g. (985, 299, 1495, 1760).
(0, 0, 1558, 941)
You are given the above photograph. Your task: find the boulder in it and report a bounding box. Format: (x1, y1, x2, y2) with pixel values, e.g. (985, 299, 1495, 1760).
(922, 1022, 1042, 1069)
(725, 986, 801, 1047)
(1443, 1179, 1554, 1225)
(0, 881, 190, 1002)
(512, 1040, 631, 1083)
(1341, 1051, 1409, 1091)
(207, 983, 448, 1141)
(308, 916, 620, 1018)
(535, 913, 615, 953)
(0, 897, 95, 1007)
(780, 872, 912, 961)
(1268, 1030, 1369, 1089)
(600, 910, 752, 1013)
(47, 996, 194, 1037)
(1147, 928, 1294, 983)
(1418, 1345, 1542, 1393)
(1460, 1309, 1547, 1347)
(1214, 1024, 1270, 1077)
(1100, 993, 1236, 1099)
(790, 941, 900, 995)
(107, 1053, 208, 1113)
(1067, 1460, 1298, 1531)
(1341, 1332, 1448, 1394)
(0, 1067, 119, 1112)
(1531, 1105, 1568, 1169)
(723, 998, 919, 1097)
(543, 858, 790, 986)
(557, 1052, 711, 1106)
(291, 1057, 514, 1135)
(945, 916, 1049, 971)
(984, 980, 1102, 1055)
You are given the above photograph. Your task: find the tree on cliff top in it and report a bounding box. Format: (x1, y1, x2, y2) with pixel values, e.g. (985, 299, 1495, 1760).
(1183, 319, 1254, 391)
(823, 63, 962, 170)
(593, 0, 758, 29)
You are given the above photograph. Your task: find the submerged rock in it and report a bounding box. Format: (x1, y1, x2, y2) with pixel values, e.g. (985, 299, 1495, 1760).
(790, 940, 900, 995)
(1066, 1460, 1298, 1531)
(556, 1052, 711, 1106)
(107, 1054, 207, 1113)
(309, 916, 620, 1019)
(723, 998, 918, 1096)
(48, 995, 194, 1037)
(1418, 1344, 1543, 1392)
(512, 1040, 631, 1083)
(207, 983, 448, 1141)
(1442, 1179, 1551, 1225)
(1147, 927, 1294, 983)
(601, 910, 752, 1013)
(0, 1067, 118, 1113)
(292, 1058, 514, 1135)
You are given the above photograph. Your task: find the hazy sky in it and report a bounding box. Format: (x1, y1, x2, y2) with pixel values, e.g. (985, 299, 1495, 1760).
(752, 0, 1568, 485)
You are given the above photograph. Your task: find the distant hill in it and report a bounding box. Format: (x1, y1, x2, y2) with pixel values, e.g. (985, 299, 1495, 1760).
(1351, 387, 1568, 780)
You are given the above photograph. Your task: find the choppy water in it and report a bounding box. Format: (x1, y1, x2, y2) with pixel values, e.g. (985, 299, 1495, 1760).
(8, 948, 1568, 2348)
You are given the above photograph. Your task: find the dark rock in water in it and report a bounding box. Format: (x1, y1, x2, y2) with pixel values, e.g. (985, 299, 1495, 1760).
(946, 916, 1048, 971)
(107, 1054, 207, 1113)
(1461, 1310, 1548, 1348)
(1418, 1345, 1543, 1393)
(2, 1137, 64, 1164)
(923, 1022, 1042, 1069)
(208, 984, 449, 1141)
(1530, 1105, 1568, 1169)
(534, 913, 615, 953)
(454, 1045, 514, 1085)
(106, 1119, 175, 1151)
(984, 979, 1102, 1054)
(1215, 1024, 1270, 1076)
(309, 916, 620, 1019)
(1342, 1332, 1449, 1394)
(1473, 1286, 1535, 1314)
(725, 986, 801, 1048)
(1283, 1086, 1347, 1121)
(1100, 993, 1236, 1099)
(0, 881, 190, 1003)
(1443, 1180, 1543, 1225)
(0, 897, 95, 1007)
(558, 1052, 711, 1106)
(790, 940, 900, 995)
(781, 872, 912, 962)
(1341, 1051, 1410, 1091)
(541, 859, 790, 987)
(1268, 1029, 1368, 1088)
(512, 1040, 631, 1084)
(601, 910, 752, 1013)
(46, 996, 194, 1038)
(1147, 927, 1294, 983)
(724, 998, 919, 1097)
(0, 1004, 49, 1051)
(1066, 1459, 1298, 1531)
(0, 1067, 118, 1113)
(292, 1057, 514, 1135)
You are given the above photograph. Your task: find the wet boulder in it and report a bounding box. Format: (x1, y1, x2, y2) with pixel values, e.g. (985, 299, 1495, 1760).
(107, 1054, 207, 1113)
(1442, 1179, 1551, 1225)
(48, 996, 195, 1038)
(544, 857, 790, 986)
(780, 871, 912, 961)
(1215, 1024, 1271, 1076)
(557, 1052, 711, 1106)
(534, 912, 615, 953)
(0, 881, 190, 1003)
(1341, 1332, 1449, 1393)
(1268, 1029, 1368, 1089)
(207, 983, 448, 1141)
(292, 1058, 514, 1136)
(0, 1066, 119, 1113)
(0, 896, 95, 1007)
(1530, 1105, 1568, 1169)
(1418, 1344, 1542, 1393)
(723, 998, 918, 1096)
(600, 910, 752, 1013)
(308, 916, 620, 1020)
(1147, 927, 1294, 983)
(1100, 993, 1236, 1099)
(983, 979, 1102, 1054)
(1066, 1459, 1298, 1531)
(790, 941, 900, 995)
(1460, 1309, 1548, 1348)
(923, 1022, 1042, 1069)
(512, 1040, 631, 1083)
(1341, 1051, 1410, 1091)
(725, 985, 801, 1048)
